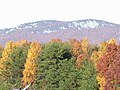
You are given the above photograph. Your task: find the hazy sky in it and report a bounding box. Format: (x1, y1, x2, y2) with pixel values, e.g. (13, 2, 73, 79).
(0, 0, 120, 29)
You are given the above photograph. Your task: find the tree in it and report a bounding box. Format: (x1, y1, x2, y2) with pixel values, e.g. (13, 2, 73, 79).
(0, 41, 14, 80)
(95, 39, 118, 90)
(69, 39, 83, 58)
(22, 42, 42, 87)
(0, 45, 3, 58)
(81, 38, 89, 55)
(0, 40, 30, 89)
(77, 59, 98, 90)
(97, 44, 120, 90)
(91, 42, 107, 67)
(13, 40, 31, 47)
(7, 46, 29, 87)
(35, 42, 75, 90)
(35, 42, 98, 90)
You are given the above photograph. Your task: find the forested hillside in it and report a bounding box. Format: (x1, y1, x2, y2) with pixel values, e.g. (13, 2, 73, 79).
(0, 38, 120, 90)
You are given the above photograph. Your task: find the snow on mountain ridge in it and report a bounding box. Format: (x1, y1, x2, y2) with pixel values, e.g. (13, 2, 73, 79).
(1, 19, 119, 35)
(71, 20, 99, 29)
(16, 19, 119, 30)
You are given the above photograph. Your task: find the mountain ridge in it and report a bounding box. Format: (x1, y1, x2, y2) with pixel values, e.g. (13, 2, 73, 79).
(0, 19, 120, 45)
(1, 19, 120, 30)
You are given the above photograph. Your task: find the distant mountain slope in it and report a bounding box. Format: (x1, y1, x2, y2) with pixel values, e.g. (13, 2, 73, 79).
(0, 19, 120, 45)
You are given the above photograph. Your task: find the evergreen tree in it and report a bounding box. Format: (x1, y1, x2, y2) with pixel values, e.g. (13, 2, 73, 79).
(35, 42, 74, 89)
(35, 42, 98, 90)
(77, 59, 98, 90)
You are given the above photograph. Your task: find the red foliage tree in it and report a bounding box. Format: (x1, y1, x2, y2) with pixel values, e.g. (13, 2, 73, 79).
(97, 44, 120, 90)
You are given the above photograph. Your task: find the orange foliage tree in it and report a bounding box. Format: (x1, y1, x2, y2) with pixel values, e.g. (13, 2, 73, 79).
(69, 39, 82, 58)
(70, 38, 90, 69)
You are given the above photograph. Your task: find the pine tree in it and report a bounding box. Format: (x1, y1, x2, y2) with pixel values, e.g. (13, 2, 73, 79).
(35, 42, 75, 90)
(77, 59, 98, 90)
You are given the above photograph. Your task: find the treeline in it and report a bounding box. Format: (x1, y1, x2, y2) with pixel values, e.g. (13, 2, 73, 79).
(0, 38, 120, 90)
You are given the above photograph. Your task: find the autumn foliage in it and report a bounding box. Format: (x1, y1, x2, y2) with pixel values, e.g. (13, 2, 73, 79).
(70, 38, 90, 69)
(0, 38, 120, 90)
(0, 41, 14, 80)
(22, 42, 42, 86)
(97, 43, 120, 90)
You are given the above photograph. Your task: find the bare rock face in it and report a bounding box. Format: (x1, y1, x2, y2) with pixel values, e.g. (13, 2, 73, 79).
(0, 19, 120, 45)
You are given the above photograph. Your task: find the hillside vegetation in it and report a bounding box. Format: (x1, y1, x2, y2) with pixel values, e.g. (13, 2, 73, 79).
(0, 38, 120, 90)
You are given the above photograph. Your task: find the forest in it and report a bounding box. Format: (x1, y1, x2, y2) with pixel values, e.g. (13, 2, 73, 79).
(0, 38, 120, 90)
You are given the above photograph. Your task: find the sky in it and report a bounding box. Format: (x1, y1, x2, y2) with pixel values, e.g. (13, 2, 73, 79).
(0, 0, 120, 29)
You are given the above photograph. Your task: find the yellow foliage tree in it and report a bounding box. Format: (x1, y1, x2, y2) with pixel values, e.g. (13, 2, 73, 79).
(14, 40, 31, 47)
(0, 41, 14, 79)
(91, 42, 107, 67)
(90, 42, 108, 90)
(81, 38, 89, 55)
(22, 42, 42, 86)
(91, 39, 117, 66)
(107, 38, 116, 44)
(96, 74, 106, 90)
